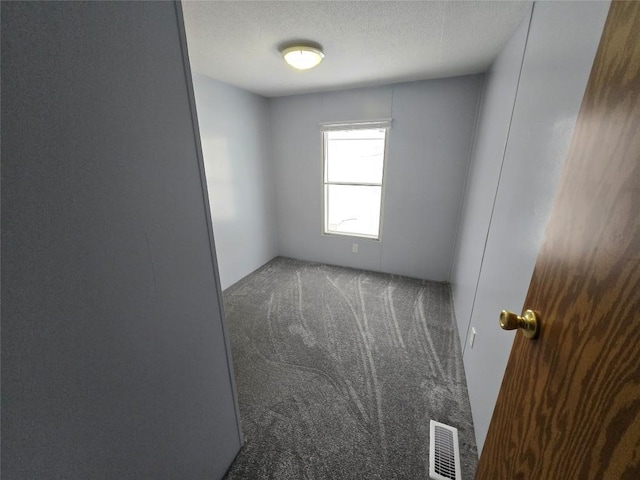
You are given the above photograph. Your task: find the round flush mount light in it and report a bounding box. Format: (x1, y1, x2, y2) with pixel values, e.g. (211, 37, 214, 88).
(280, 43, 324, 70)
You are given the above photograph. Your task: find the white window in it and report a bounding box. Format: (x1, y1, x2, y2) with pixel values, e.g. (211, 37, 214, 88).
(322, 122, 389, 239)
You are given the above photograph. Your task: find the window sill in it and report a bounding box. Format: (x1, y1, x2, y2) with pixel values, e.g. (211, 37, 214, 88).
(322, 231, 381, 242)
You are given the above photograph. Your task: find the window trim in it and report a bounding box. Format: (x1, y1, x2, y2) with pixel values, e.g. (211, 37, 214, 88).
(321, 121, 391, 241)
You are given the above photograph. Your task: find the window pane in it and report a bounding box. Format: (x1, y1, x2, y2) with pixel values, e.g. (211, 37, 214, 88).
(326, 129, 385, 184)
(325, 184, 382, 238)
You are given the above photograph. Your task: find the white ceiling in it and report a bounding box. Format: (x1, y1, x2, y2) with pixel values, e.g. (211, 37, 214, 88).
(182, 1, 532, 98)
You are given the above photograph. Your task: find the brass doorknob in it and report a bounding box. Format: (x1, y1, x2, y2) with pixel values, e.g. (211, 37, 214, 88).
(499, 309, 539, 339)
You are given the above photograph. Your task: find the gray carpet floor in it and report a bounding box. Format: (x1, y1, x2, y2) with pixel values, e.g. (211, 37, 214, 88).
(222, 257, 477, 479)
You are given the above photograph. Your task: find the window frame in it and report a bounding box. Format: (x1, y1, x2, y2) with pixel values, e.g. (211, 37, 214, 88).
(321, 121, 391, 241)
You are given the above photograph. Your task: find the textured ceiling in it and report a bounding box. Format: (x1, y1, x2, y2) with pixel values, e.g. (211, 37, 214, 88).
(182, 1, 532, 98)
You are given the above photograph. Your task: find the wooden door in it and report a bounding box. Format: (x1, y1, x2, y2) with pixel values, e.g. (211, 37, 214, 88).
(476, 2, 640, 478)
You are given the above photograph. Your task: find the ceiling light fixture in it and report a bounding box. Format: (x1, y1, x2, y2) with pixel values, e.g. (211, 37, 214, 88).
(280, 43, 324, 70)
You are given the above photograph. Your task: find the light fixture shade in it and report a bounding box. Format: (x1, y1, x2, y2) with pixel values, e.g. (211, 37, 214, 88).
(281, 45, 324, 70)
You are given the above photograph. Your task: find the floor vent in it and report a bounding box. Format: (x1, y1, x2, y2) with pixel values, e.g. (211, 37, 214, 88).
(429, 420, 462, 480)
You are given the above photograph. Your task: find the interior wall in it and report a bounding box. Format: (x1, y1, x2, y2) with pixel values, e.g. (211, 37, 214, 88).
(450, 0, 610, 453)
(270, 77, 483, 281)
(192, 74, 278, 290)
(450, 9, 532, 347)
(1, 2, 242, 478)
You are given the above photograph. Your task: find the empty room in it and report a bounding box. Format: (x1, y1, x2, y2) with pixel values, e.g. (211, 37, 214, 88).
(2, 1, 639, 480)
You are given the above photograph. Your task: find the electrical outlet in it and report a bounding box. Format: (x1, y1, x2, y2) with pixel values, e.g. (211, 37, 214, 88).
(352, 243, 359, 253)
(469, 328, 477, 348)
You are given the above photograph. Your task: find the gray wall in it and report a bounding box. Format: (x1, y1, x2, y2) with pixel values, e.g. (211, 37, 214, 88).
(192, 74, 277, 290)
(451, 8, 532, 346)
(270, 77, 483, 281)
(1, 2, 242, 479)
(450, 0, 610, 453)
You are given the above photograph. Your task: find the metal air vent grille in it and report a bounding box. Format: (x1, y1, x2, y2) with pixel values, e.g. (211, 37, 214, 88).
(429, 420, 462, 480)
